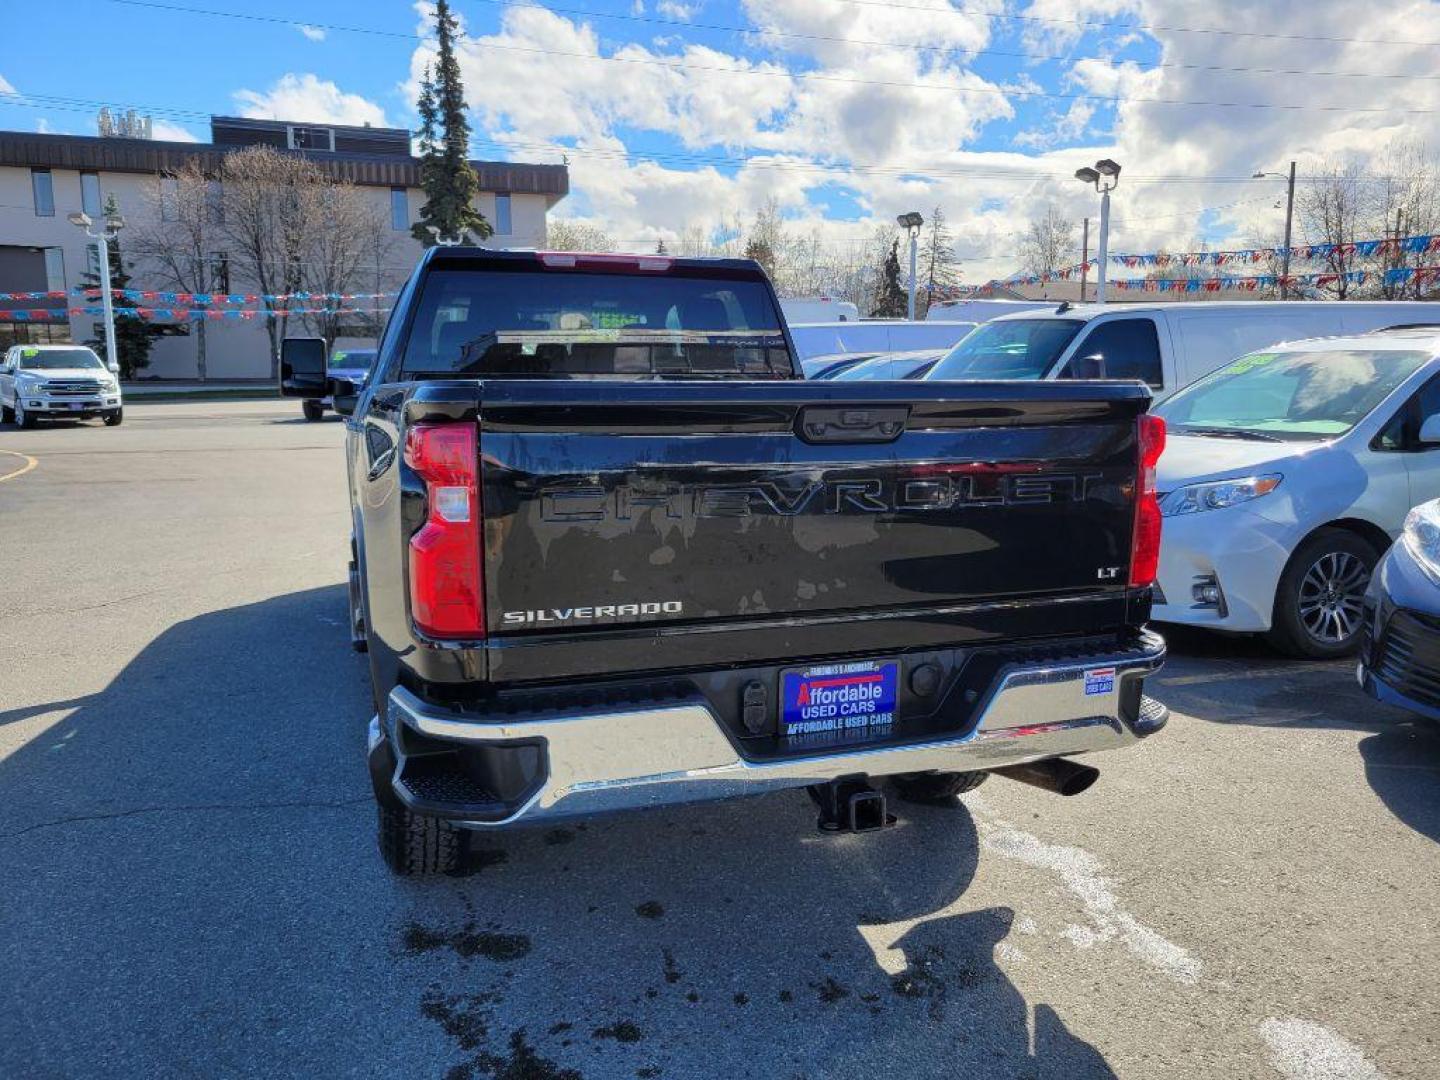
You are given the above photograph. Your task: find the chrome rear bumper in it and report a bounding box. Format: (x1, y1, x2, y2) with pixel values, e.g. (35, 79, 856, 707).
(372, 630, 1167, 828)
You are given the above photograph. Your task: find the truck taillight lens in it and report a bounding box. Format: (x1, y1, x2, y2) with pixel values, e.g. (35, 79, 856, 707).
(1129, 414, 1166, 588)
(404, 422, 484, 639)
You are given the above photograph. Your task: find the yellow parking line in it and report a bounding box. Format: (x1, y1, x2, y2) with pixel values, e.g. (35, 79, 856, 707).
(0, 450, 38, 483)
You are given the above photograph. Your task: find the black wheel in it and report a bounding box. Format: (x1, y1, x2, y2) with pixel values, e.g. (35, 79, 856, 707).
(15, 400, 36, 429)
(103, 408, 123, 426)
(302, 399, 325, 421)
(377, 804, 463, 876)
(889, 770, 989, 804)
(1267, 528, 1378, 659)
(1, 400, 12, 424)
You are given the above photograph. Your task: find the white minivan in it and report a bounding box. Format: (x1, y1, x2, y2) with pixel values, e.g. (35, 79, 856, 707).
(924, 301, 1440, 399)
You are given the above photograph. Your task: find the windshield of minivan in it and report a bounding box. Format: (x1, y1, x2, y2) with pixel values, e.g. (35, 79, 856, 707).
(926, 318, 1083, 380)
(1156, 348, 1430, 442)
(400, 269, 793, 379)
(15, 348, 104, 371)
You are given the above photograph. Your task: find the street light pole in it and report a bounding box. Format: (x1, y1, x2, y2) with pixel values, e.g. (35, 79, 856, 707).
(1080, 217, 1089, 303)
(95, 232, 118, 371)
(1281, 160, 1296, 301)
(68, 210, 125, 373)
(1254, 161, 1297, 299)
(1075, 160, 1121, 305)
(896, 211, 925, 320)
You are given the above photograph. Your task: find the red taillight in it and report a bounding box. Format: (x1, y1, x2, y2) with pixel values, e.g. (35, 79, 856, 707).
(1129, 413, 1166, 588)
(538, 252, 673, 272)
(404, 422, 484, 639)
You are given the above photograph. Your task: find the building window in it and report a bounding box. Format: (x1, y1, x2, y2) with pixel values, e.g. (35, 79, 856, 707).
(210, 252, 230, 294)
(159, 176, 179, 221)
(288, 126, 334, 152)
(391, 187, 408, 231)
(31, 169, 54, 216)
(207, 180, 224, 225)
(81, 172, 102, 218)
(44, 248, 65, 293)
(494, 193, 512, 235)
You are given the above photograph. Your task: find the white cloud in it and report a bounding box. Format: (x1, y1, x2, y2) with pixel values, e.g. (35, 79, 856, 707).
(0, 73, 16, 96)
(297, 24, 326, 42)
(399, 0, 1440, 284)
(36, 117, 50, 134)
(151, 119, 200, 143)
(233, 74, 388, 127)
(656, 0, 699, 18)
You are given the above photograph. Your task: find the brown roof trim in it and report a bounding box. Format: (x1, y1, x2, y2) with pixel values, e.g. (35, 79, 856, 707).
(0, 129, 569, 199)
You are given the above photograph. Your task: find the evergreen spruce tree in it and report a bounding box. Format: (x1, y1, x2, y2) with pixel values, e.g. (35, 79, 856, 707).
(412, 1, 492, 246)
(654, 238, 668, 255)
(82, 194, 154, 378)
(871, 240, 908, 318)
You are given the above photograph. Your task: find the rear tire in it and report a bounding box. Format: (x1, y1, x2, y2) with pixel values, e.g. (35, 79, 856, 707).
(1266, 528, 1378, 659)
(890, 770, 989, 804)
(302, 399, 325, 422)
(377, 804, 463, 876)
(104, 408, 123, 427)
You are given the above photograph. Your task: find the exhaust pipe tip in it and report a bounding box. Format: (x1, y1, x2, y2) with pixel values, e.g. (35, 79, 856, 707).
(992, 758, 1099, 797)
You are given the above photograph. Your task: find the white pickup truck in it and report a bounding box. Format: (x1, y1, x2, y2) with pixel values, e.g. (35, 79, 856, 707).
(0, 344, 123, 428)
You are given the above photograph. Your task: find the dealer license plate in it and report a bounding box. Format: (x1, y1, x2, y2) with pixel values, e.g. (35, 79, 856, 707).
(780, 659, 898, 738)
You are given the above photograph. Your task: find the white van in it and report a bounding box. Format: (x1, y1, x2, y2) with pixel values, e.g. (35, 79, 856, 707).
(923, 301, 1440, 398)
(780, 297, 860, 323)
(788, 319, 977, 361)
(926, 298, 1053, 323)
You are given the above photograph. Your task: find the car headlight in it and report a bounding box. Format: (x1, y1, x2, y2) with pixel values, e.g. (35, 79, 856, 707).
(1159, 474, 1283, 517)
(1402, 501, 1440, 584)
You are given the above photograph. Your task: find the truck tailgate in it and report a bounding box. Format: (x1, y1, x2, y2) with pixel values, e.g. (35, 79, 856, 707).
(477, 379, 1149, 671)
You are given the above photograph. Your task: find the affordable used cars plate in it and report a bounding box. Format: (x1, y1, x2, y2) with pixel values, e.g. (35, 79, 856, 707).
(780, 659, 898, 738)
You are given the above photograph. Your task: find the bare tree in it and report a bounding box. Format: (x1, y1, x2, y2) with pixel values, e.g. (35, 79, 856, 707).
(1369, 141, 1440, 299)
(219, 146, 326, 375)
(1019, 207, 1076, 278)
(1298, 161, 1367, 299)
(921, 206, 960, 315)
(299, 184, 397, 351)
(545, 220, 616, 252)
(131, 159, 221, 381)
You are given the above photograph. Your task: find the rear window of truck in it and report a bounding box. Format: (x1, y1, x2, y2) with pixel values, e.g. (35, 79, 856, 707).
(399, 268, 795, 379)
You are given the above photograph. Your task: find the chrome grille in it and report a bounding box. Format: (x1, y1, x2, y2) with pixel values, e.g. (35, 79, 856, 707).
(42, 380, 104, 396)
(1375, 609, 1440, 709)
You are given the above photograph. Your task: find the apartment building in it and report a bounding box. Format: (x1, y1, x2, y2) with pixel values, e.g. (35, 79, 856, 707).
(0, 116, 569, 379)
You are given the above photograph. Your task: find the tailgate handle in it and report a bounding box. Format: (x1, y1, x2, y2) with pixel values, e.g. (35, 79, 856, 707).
(797, 405, 910, 444)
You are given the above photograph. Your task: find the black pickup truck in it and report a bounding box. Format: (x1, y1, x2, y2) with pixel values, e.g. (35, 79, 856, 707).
(281, 248, 1169, 875)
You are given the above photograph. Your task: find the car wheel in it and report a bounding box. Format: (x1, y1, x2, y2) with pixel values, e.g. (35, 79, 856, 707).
(302, 399, 325, 421)
(104, 408, 123, 427)
(1267, 528, 1378, 659)
(15, 400, 35, 430)
(377, 804, 463, 876)
(890, 770, 989, 804)
(1, 400, 12, 424)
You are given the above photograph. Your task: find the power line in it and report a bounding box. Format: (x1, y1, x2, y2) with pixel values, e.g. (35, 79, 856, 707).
(90, 0, 1440, 114)
(106, 0, 1440, 53)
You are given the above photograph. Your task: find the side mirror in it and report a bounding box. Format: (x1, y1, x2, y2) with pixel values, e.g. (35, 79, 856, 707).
(1067, 353, 1107, 379)
(1419, 413, 1440, 445)
(279, 337, 329, 398)
(330, 378, 359, 417)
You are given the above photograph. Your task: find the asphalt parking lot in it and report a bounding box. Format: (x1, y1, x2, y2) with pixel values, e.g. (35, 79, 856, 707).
(2, 399, 1438, 1080)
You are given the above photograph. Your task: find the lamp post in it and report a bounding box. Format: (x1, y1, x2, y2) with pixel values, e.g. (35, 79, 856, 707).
(896, 211, 924, 320)
(1074, 159, 1121, 303)
(68, 209, 125, 372)
(1253, 161, 1296, 299)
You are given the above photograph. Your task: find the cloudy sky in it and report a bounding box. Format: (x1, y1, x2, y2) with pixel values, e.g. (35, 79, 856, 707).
(5, 0, 1440, 281)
